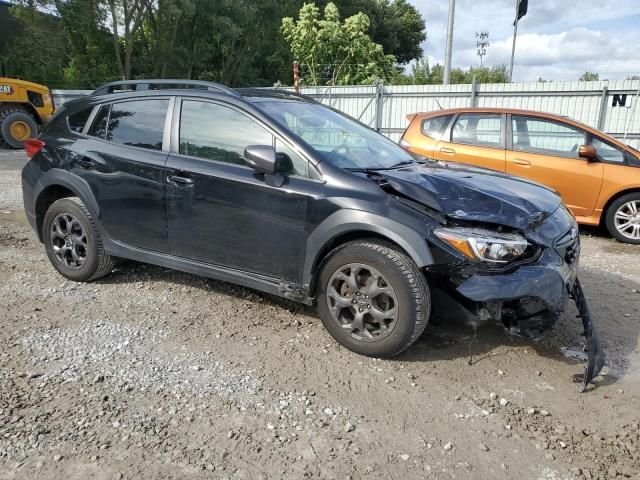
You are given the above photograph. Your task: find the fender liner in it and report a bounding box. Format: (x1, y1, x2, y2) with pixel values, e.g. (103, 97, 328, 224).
(303, 209, 433, 287)
(31, 169, 101, 241)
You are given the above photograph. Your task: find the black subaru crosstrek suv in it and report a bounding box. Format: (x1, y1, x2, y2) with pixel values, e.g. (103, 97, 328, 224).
(21, 80, 604, 390)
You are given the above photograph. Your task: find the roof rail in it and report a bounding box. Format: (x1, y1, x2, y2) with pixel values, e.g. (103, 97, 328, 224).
(91, 79, 240, 97)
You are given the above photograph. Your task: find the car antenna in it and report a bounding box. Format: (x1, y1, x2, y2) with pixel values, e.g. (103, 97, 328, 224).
(434, 98, 444, 110)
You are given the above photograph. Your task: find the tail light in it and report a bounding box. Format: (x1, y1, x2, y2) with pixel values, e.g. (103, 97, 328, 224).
(25, 138, 45, 158)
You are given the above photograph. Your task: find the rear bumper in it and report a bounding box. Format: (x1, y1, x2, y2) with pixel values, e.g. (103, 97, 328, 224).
(21, 160, 39, 236)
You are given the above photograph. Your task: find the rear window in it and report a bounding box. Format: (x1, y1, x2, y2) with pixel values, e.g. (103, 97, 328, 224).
(420, 115, 452, 138)
(67, 107, 93, 134)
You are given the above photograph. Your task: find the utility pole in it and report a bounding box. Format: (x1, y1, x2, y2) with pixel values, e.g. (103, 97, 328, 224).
(509, 0, 521, 82)
(443, 0, 456, 85)
(476, 31, 490, 67)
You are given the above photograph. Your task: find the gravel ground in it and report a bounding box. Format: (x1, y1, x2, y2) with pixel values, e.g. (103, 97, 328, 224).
(1, 149, 639, 480)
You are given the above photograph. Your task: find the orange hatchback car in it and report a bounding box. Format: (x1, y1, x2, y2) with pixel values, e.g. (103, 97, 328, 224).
(400, 108, 640, 244)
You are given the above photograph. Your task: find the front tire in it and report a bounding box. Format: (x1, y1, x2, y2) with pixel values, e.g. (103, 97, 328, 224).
(315, 239, 430, 357)
(605, 193, 640, 244)
(43, 197, 115, 281)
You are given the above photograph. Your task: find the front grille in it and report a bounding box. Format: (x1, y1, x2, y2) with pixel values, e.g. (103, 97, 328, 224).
(555, 226, 580, 265)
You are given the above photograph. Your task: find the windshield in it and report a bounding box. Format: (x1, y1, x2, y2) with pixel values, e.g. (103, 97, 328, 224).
(254, 99, 415, 170)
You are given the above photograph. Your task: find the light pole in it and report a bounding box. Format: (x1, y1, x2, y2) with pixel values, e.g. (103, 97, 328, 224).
(443, 0, 456, 85)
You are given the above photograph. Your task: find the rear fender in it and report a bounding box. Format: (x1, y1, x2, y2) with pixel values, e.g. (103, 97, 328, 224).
(32, 169, 101, 241)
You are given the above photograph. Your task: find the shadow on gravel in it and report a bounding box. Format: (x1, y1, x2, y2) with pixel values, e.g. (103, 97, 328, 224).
(95, 257, 640, 389)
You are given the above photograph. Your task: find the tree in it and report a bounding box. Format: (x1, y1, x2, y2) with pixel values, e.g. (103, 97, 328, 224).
(106, 0, 152, 79)
(281, 2, 396, 86)
(394, 60, 508, 85)
(328, 0, 426, 64)
(579, 71, 599, 81)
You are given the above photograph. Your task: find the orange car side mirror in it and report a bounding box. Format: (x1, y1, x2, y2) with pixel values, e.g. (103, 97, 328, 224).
(579, 144, 598, 161)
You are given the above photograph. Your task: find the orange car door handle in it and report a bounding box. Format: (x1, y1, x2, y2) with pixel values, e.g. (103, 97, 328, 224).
(513, 158, 532, 166)
(440, 147, 456, 155)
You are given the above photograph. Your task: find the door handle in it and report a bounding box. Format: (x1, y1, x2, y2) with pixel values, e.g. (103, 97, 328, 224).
(513, 158, 532, 166)
(439, 147, 456, 155)
(77, 159, 95, 170)
(167, 175, 194, 186)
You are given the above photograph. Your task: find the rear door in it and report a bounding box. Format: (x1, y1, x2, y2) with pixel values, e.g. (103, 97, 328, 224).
(69, 98, 171, 252)
(506, 115, 603, 217)
(434, 112, 506, 172)
(165, 98, 316, 283)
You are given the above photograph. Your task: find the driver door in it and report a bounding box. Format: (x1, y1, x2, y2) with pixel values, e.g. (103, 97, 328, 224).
(506, 115, 603, 218)
(165, 99, 316, 283)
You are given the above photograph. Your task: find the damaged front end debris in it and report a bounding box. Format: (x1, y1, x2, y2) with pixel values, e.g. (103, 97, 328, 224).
(571, 278, 605, 392)
(381, 162, 607, 391)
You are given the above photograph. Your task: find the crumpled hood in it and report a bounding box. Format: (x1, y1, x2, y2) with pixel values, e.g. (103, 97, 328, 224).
(378, 161, 562, 230)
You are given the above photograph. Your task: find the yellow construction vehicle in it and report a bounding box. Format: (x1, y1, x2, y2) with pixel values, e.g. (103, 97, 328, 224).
(0, 77, 55, 148)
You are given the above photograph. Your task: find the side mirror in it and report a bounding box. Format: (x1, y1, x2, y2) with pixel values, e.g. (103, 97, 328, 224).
(579, 144, 598, 161)
(244, 145, 276, 175)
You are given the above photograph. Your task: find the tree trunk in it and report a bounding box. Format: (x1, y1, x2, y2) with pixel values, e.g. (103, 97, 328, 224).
(124, 43, 133, 79)
(108, 0, 125, 79)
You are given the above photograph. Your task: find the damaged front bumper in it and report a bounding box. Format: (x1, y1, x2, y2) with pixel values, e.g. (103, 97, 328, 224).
(435, 247, 605, 391)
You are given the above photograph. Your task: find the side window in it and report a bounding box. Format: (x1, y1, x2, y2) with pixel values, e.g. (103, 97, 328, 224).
(67, 107, 93, 134)
(451, 113, 502, 147)
(512, 116, 585, 158)
(591, 137, 624, 163)
(421, 115, 452, 138)
(88, 105, 110, 139)
(105, 99, 168, 150)
(180, 100, 307, 176)
(275, 140, 307, 176)
(27, 90, 44, 108)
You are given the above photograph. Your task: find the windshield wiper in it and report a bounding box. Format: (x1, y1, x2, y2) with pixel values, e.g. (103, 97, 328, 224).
(345, 160, 415, 173)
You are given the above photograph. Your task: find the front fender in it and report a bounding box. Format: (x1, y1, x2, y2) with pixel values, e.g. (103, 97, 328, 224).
(303, 209, 433, 287)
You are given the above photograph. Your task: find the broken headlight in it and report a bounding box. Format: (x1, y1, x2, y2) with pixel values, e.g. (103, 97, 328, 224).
(434, 227, 529, 263)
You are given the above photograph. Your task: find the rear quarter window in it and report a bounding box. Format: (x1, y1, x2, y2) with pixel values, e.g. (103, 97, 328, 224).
(67, 107, 93, 134)
(420, 115, 452, 138)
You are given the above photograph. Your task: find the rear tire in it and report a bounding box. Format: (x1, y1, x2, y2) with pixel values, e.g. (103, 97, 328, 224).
(315, 239, 430, 357)
(43, 197, 115, 281)
(604, 193, 640, 244)
(0, 108, 39, 149)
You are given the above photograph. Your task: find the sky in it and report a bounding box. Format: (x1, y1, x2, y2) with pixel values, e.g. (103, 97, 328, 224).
(409, 0, 640, 81)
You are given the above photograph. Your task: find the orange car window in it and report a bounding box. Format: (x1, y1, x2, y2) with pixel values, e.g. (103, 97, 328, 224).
(591, 137, 624, 163)
(421, 115, 452, 138)
(512, 116, 585, 158)
(451, 113, 501, 147)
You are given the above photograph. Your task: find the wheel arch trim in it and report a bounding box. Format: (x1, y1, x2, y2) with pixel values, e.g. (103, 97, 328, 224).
(303, 209, 433, 288)
(32, 169, 101, 241)
(601, 187, 640, 225)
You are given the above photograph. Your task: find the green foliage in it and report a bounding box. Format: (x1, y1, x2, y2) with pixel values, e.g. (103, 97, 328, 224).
(579, 71, 600, 81)
(329, 0, 426, 64)
(393, 59, 509, 85)
(281, 2, 396, 85)
(3, 0, 426, 88)
(3, 5, 69, 87)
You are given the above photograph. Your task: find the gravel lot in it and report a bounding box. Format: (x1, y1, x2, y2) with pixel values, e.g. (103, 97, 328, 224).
(1, 149, 639, 480)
